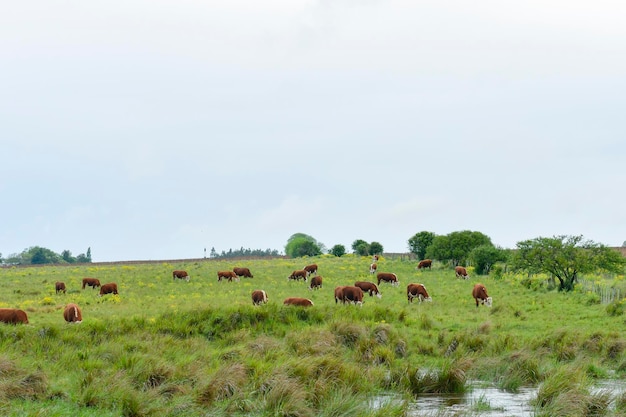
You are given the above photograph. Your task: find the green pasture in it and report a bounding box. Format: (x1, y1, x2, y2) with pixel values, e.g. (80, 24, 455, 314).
(1, 255, 626, 416)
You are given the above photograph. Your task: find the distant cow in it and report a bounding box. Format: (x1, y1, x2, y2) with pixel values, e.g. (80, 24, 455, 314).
(472, 283, 492, 307)
(173, 270, 189, 281)
(233, 267, 253, 278)
(55, 281, 66, 294)
(369, 263, 378, 274)
(82, 278, 101, 289)
(407, 283, 432, 303)
(218, 271, 239, 282)
(372, 255, 379, 262)
(303, 264, 318, 277)
(334, 286, 345, 304)
(283, 297, 314, 307)
(309, 275, 323, 290)
(341, 286, 364, 306)
(99, 282, 118, 296)
(417, 259, 432, 270)
(251, 290, 268, 305)
(288, 270, 308, 282)
(0, 308, 29, 325)
(63, 303, 83, 323)
(377, 272, 399, 286)
(354, 281, 381, 298)
(455, 266, 469, 279)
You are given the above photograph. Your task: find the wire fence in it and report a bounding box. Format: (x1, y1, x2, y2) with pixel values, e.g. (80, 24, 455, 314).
(578, 278, 622, 304)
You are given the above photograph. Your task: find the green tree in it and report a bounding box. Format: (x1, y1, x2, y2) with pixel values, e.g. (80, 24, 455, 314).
(351, 239, 369, 255)
(86, 247, 92, 262)
(329, 244, 346, 257)
(61, 250, 76, 263)
(285, 233, 324, 258)
(512, 235, 626, 292)
(28, 246, 61, 264)
(426, 230, 492, 266)
(469, 245, 508, 275)
(408, 231, 436, 260)
(369, 241, 383, 255)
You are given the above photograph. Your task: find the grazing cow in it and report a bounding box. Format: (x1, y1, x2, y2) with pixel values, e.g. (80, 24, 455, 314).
(341, 286, 364, 306)
(173, 270, 189, 281)
(99, 282, 118, 296)
(354, 281, 382, 298)
(372, 255, 379, 262)
(251, 290, 268, 305)
(218, 271, 239, 282)
(233, 267, 253, 278)
(55, 281, 66, 294)
(303, 264, 318, 277)
(288, 270, 308, 282)
(309, 275, 323, 290)
(377, 272, 399, 286)
(407, 283, 432, 303)
(82, 278, 101, 289)
(283, 297, 314, 307)
(334, 286, 345, 304)
(63, 303, 83, 323)
(455, 266, 469, 279)
(472, 283, 492, 307)
(369, 263, 378, 274)
(0, 308, 29, 325)
(417, 259, 433, 270)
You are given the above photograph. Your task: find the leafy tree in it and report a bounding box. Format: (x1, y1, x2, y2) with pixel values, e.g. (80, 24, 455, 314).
(61, 250, 76, 263)
(408, 231, 436, 260)
(351, 239, 369, 254)
(469, 245, 508, 275)
(426, 230, 492, 266)
(512, 235, 626, 292)
(0, 252, 3, 264)
(369, 241, 384, 255)
(28, 247, 62, 264)
(329, 244, 346, 257)
(285, 233, 324, 258)
(86, 247, 92, 262)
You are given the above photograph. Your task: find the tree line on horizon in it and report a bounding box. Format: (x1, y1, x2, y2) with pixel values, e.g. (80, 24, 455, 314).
(0, 247, 92, 266)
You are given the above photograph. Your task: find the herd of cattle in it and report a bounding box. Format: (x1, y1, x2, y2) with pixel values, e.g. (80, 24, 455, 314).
(0, 258, 492, 325)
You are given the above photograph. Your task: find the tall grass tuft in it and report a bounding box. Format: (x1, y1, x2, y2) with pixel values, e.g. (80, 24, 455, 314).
(196, 363, 249, 405)
(260, 373, 312, 417)
(407, 359, 470, 394)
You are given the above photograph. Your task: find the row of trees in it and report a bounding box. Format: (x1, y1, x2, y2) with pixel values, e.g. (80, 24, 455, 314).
(1, 247, 92, 265)
(284, 234, 385, 258)
(208, 247, 281, 259)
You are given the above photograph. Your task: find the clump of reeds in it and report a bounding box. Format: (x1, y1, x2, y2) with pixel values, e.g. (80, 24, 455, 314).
(260, 373, 312, 417)
(407, 359, 471, 395)
(330, 321, 367, 348)
(197, 363, 249, 405)
(0, 358, 48, 401)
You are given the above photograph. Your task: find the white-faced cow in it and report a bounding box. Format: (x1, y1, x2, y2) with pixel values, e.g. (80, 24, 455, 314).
(407, 283, 432, 303)
(55, 281, 66, 294)
(0, 308, 29, 324)
(99, 282, 118, 296)
(218, 271, 239, 282)
(354, 281, 382, 298)
(372, 255, 379, 262)
(63, 303, 83, 323)
(341, 286, 364, 306)
(369, 263, 378, 274)
(288, 270, 308, 282)
(303, 264, 318, 277)
(251, 290, 268, 305)
(82, 278, 101, 290)
(309, 275, 323, 290)
(417, 259, 432, 270)
(173, 270, 189, 282)
(283, 297, 314, 307)
(234, 267, 253, 278)
(455, 266, 469, 279)
(472, 283, 492, 307)
(377, 272, 399, 286)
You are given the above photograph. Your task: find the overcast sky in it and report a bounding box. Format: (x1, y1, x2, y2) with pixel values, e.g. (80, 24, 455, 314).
(1, 1, 625, 262)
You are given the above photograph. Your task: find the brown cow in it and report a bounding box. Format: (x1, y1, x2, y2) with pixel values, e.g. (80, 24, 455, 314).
(99, 282, 118, 296)
(55, 281, 66, 294)
(354, 281, 382, 298)
(288, 270, 308, 282)
(369, 263, 378, 274)
(455, 266, 469, 279)
(251, 290, 268, 305)
(63, 303, 83, 323)
(233, 267, 253, 278)
(309, 275, 323, 290)
(372, 255, 379, 262)
(341, 286, 364, 306)
(334, 286, 345, 304)
(417, 259, 432, 270)
(407, 283, 432, 303)
(173, 270, 189, 281)
(0, 308, 29, 324)
(377, 272, 399, 286)
(303, 264, 318, 277)
(283, 297, 314, 307)
(82, 278, 101, 289)
(218, 271, 239, 282)
(472, 283, 492, 307)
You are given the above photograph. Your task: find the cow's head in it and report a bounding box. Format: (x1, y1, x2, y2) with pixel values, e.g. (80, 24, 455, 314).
(484, 296, 492, 307)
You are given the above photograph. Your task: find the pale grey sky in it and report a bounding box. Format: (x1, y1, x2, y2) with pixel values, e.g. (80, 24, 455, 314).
(2, 1, 625, 261)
